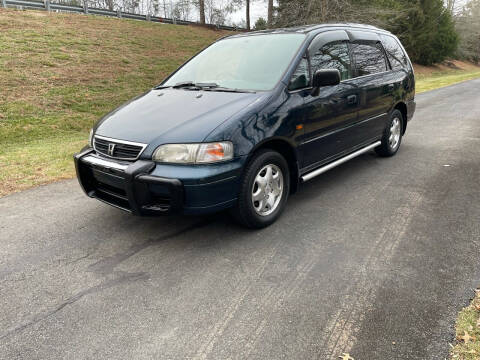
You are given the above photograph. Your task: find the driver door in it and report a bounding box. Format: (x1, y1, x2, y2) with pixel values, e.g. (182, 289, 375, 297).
(300, 34, 360, 170)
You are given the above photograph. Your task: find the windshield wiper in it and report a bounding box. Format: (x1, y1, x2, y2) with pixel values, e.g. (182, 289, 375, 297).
(172, 81, 198, 89)
(153, 81, 203, 90)
(153, 85, 171, 90)
(154, 82, 255, 93)
(194, 82, 220, 88)
(202, 86, 256, 93)
(172, 81, 221, 89)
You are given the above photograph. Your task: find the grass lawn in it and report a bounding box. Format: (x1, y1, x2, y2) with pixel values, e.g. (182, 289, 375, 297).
(0, 8, 228, 196)
(451, 290, 480, 359)
(1, 8, 480, 197)
(415, 65, 480, 93)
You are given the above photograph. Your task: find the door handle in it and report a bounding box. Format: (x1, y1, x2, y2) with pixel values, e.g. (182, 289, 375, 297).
(347, 95, 357, 105)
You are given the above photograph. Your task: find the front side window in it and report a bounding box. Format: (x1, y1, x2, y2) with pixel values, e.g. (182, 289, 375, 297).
(380, 34, 408, 70)
(310, 42, 352, 81)
(288, 57, 310, 90)
(162, 34, 306, 91)
(351, 42, 387, 76)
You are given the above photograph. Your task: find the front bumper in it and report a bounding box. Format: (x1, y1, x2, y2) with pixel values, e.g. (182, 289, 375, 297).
(74, 148, 243, 215)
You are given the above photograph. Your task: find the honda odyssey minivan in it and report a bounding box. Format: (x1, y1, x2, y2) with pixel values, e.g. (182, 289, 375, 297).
(74, 23, 416, 228)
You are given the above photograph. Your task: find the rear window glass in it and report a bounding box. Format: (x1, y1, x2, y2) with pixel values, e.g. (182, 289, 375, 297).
(380, 34, 408, 70)
(351, 43, 387, 76)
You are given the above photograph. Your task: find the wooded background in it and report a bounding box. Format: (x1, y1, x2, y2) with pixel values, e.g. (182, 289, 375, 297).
(26, 0, 480, 65)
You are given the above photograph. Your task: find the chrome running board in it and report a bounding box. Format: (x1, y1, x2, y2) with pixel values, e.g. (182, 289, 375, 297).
(301, 141, 381, 182)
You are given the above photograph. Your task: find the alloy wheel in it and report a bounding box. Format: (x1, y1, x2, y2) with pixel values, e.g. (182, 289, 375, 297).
(251, 164, 284, 216)
(389, 117, 401, 150)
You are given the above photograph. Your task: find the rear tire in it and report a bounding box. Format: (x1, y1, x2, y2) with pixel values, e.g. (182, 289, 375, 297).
(375, 109, 404, 157)
(230, 150, 290, 229)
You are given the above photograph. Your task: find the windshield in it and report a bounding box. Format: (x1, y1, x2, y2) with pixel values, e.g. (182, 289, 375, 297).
(162, 34, 306, 91)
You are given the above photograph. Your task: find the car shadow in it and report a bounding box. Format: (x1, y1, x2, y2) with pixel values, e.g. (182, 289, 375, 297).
(76, 150, 395, 279)
(94, 151, 382, 237)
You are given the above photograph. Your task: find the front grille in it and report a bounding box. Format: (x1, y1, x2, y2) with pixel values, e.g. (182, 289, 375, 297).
(94, 181, 131, 210)
(77, 153, 183, 215)
(94, 136, 146, 160)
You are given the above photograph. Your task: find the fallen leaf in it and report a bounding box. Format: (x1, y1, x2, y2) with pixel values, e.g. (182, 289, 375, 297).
(457, 330, 476, 343)
(339, 353, 354, 360)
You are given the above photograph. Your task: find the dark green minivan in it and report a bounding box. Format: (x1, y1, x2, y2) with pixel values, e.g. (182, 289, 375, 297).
(75, 23, 416, 228)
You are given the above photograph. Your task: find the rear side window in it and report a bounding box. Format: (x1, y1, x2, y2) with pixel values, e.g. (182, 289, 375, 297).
(351, 42, 387, 76)
(380, 34, 408, 70)
(310, 42, 352, 81)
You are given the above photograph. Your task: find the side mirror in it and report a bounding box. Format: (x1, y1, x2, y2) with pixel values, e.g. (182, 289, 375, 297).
(311, 69, 341, 96)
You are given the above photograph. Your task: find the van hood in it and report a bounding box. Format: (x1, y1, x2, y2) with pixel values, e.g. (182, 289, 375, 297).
(94, 89, 263, 147)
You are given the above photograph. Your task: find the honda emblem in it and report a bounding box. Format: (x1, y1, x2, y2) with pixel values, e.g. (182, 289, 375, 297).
(107, 143, 116, 156)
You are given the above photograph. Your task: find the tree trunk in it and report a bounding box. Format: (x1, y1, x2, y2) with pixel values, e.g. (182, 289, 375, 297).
(267, 0, 273, 28)
(446, 0, 455, 13)
(246, 0, 250, 30)
(199, 0, 205, 24)
(305, 0, 314, 23)
(105, 0, 113, 11)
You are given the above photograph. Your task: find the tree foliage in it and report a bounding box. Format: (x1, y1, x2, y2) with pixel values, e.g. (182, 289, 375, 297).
(387, 0, 458, 65)
(56, 0, 462, 64)
(274, 0, 459, 65)
(455, 0, 480, 63)
(254, 17, 267, 30)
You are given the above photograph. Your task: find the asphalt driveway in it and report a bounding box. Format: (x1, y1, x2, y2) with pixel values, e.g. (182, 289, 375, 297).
(1, 79, 479, 359)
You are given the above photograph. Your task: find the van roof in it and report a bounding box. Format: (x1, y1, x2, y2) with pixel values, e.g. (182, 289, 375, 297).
(230, 23, 392, 37)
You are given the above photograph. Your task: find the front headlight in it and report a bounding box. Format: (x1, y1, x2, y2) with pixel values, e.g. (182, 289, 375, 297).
(152, 142, 233, 164)
(88, 129, 94, 148)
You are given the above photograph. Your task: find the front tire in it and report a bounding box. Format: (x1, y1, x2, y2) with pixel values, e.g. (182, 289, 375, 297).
(231, 150, 290, 229)
(375, 109, 404, 157)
